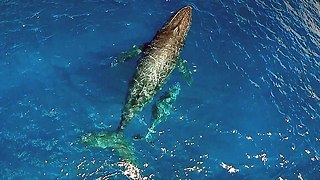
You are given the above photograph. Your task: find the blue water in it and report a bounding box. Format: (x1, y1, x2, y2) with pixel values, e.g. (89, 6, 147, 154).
(1, 0, 319, 179)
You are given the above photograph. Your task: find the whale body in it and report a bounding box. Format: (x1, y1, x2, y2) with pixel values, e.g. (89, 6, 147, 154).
(118, 6, 192, 130)
(81, 7, 192, 171)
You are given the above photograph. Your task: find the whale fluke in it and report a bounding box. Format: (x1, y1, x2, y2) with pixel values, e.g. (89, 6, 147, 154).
(81, 131, 137, 165)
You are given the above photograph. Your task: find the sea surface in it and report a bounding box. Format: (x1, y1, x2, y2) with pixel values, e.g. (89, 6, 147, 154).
(0, 0, 319, 179)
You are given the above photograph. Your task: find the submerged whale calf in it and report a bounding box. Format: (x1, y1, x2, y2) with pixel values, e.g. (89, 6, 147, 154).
(82, 6, 193, 167)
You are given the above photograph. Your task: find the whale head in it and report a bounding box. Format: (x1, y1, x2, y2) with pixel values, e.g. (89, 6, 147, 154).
(163, 6, 192, 39)
(151, 5, 192, 49)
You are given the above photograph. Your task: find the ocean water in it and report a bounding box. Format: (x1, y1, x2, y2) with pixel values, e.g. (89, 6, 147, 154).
(0, 0, 319, 179)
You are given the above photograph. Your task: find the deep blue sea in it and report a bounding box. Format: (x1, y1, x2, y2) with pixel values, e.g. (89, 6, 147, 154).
(0, 0, 319, 179)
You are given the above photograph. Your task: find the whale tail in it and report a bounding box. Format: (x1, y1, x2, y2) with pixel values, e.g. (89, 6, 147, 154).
(81, 131, 137, 165)
(81, 131, 145, 179)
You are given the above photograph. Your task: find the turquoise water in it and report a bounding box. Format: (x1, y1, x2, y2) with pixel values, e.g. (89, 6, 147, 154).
(0, 0, 319, 179)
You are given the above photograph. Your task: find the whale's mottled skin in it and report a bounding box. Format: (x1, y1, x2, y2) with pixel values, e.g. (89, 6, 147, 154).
(118, 6, 192, 130)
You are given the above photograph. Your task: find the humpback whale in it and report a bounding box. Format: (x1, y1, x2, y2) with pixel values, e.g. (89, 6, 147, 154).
(118, 5, 192, 131)
(81, 6, 192, 169)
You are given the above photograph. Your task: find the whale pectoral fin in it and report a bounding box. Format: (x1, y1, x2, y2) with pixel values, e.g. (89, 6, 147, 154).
(111, 45, 142, 67)
(177, 57, 193, 86)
